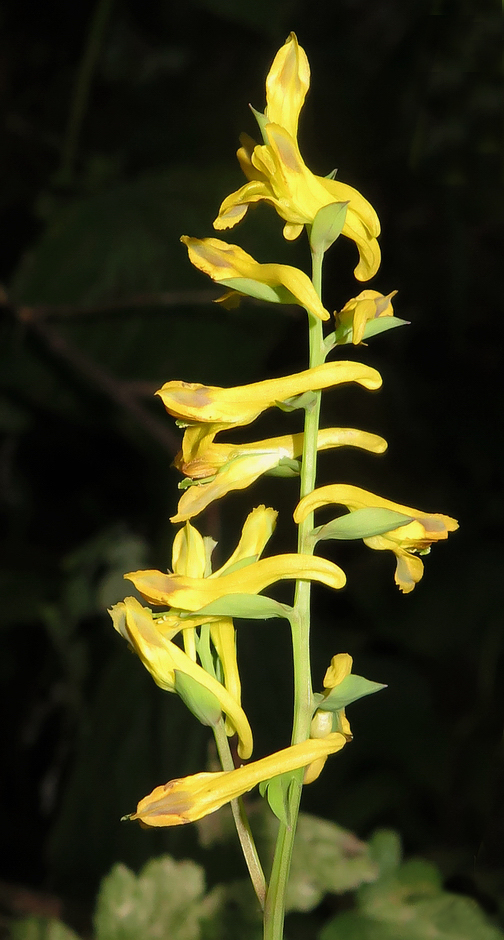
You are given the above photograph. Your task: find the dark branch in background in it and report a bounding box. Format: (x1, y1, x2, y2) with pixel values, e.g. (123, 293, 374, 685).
(14, 289, 219, 321)
(13, 305, 180, 456)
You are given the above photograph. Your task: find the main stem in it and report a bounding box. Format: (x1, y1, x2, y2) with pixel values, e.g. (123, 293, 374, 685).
(263, 247, 325, 940)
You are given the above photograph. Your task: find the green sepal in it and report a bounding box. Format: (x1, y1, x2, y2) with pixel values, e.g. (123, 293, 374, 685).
(316, 674, 387, 713)
(309, 201, 349, 255)
(249, 104, 269, 142)
(194, 593, 293, 621)
(266, 457, 302, 478)
(333, 316, 410, 347)
(174, 670, 222, 727)
(218, 277, 286, 305)
(276, 391, 316, 412)
(259, 770, 298, 828)
(178, 473, 216, 490)
(313, 508, 414, 542)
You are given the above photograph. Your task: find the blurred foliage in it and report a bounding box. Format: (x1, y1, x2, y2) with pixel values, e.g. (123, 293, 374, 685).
(10, 821, 504, 939)
(0, 0, 503, 934)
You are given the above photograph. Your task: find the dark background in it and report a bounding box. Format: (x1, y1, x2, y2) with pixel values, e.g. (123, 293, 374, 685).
(1, 0, 503, 929)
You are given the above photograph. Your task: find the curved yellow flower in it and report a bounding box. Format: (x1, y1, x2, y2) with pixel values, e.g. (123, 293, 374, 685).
(305, 653, 353, 785)
(130, 732, 347, 827)
(109, 596, 253, 758)
(337, 290, 397, 345)
(125, 552, 346, 612)
(171, 427, 388, 523)
(156, 360, 382, 430)
(294, 484, 459, 593)
(213, 33, 380, 281)
(181, 235, 329, 321)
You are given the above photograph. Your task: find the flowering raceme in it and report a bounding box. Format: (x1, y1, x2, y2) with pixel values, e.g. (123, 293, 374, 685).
(213, 33, 381, 281)
(294, 484, 459, 593)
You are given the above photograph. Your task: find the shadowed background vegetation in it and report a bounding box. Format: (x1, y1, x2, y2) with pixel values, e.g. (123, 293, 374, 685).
(1, 0, 503, 932)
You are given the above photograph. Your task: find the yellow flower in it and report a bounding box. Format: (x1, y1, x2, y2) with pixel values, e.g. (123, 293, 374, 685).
(213, 33, 381, 281)
(294, 484, 459, 593)
(305, 653, 353, 784)
(129, 732, 347, 827)
(336, 290, 397, 345)
(181, 236, 329, 321)
(125, 551, 346, 612)
(156, 360, 382, 432)
(109, 596, 253, 758)
(171, 427, 388, 523)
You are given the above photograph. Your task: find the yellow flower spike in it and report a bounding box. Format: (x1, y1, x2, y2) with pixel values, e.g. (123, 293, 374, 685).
(265, 32, 310, 139)
(109, 597, 253, 758)
(125, 552, 346, 612)
(304, 653, 353, 785)
(172, 428, 388, 523)
(294, 484, 459, 593)
(130, 732, 347, 827)
(213, 35, 381, 280)
(337, 289, 398, 345)
(181, 236, 330, 321)
(156, 360, 382, 430)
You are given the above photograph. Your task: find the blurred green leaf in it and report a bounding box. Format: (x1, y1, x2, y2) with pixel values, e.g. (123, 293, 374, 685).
(94, 856, 208, 940)
(10, 918, 81, 940)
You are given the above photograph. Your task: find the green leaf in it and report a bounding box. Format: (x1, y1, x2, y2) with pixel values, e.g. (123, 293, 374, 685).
(195, 594, 293, 621)
(368, 828, 402, 876)
(94, 856, 208, 940)
(174, 671, 222, 727)
(318, 674, 387, 712)
(310, 202, 349, 255)
(287, 814, 379, 912)
(249, 105, 269, 142)
(259, 770, 298, 828)
(333, 316, 409, 346)
(275, 391, 316, 412)
(10, 918, 81, 940)
(266, 457, 301, 478)
(314, 508, 414, 541)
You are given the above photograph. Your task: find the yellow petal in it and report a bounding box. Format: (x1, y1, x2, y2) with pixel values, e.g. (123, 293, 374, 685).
(125, 553, 346, 612)
(109, 597, 253, 758)
(171, 453, 281, 523)
(172, 522, 207, 577)
(323, 653, 353, 688)
(157, 361, 382, 428)
(131, 732, 346, 827)
(265, 33, 310, 138)
(213, 504, 277, 576)
(209, 618, 241, 736)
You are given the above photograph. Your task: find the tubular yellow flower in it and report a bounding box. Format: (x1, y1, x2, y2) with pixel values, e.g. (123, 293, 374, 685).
(181, 236, 329, 321)
(125, 552, 346, 611)
(336, 289, 398, 345)
(130, 732, 347, 827)
(156, 360, 382, 430)
(305, 653, 353, 785)
(294, 484, 459, 593)
(109, 596, 253, 758)
(213, 34, 381, 281)
(171, 427, 388, 523)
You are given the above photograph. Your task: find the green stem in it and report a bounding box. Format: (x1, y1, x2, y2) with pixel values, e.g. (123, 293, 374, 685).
(213, 720, 267, 909)
(59, 0, 115, 184)
(263, 247, 325, 940)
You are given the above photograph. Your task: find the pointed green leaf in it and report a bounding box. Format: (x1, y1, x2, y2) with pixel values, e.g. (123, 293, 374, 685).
(218, 276, 283, 304)
(249, 104, 269, 142)
(334, 316, 409, 346)
(195, 593, 293, 620)
(259, 770, 297, 827)
(174, 670, 222, 727)
(319, 674, 387, 712)
(314, 508, 414, 542)
(310, 201, 349, 255)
